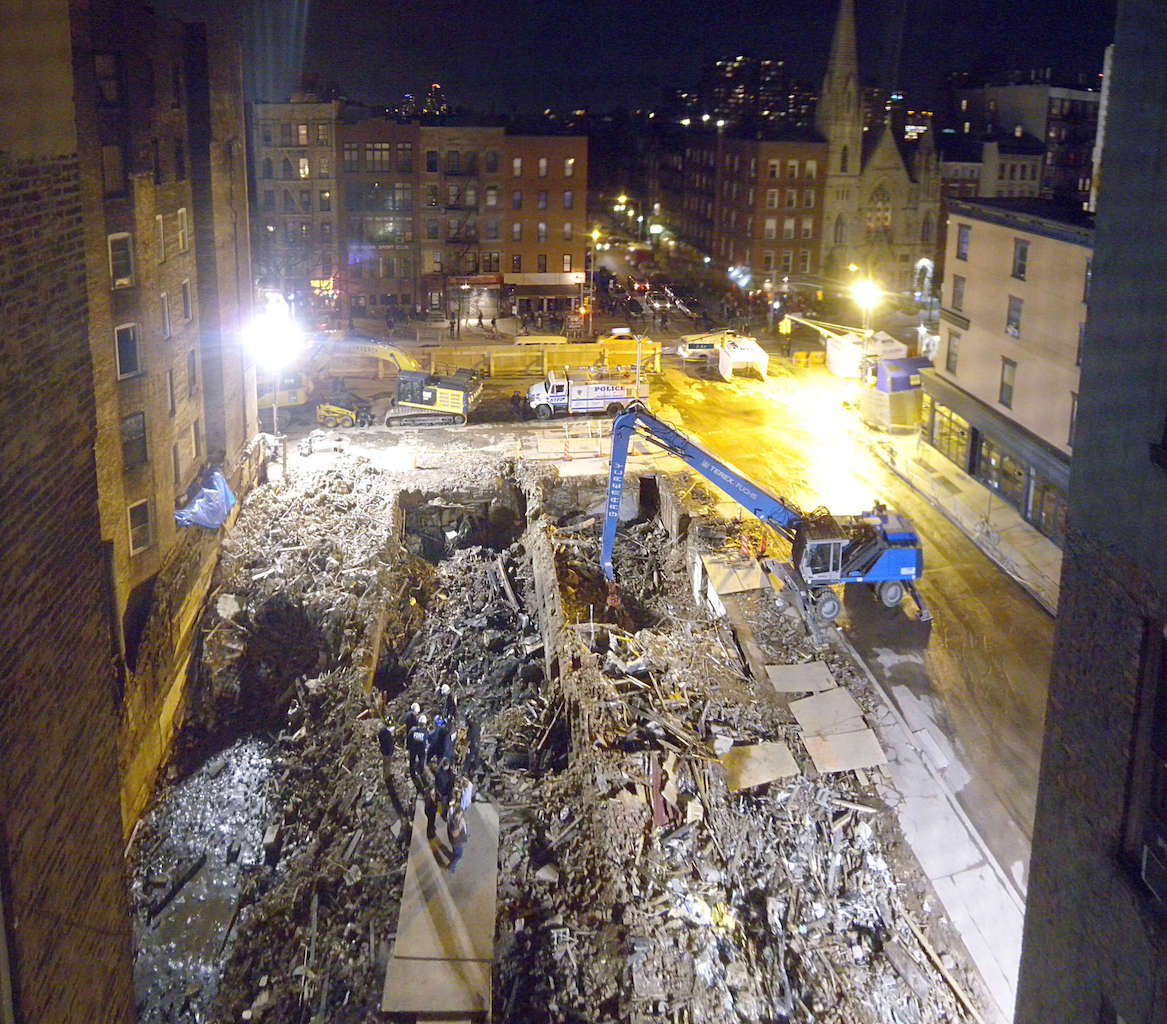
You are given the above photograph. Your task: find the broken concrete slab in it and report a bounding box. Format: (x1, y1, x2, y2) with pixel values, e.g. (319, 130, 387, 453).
(766, 660, 837, 694)
(789, 686, 866, 735)
(803, 728, 888, 773)
(719, 741, 799, 791)
(700, 554, 766, 597)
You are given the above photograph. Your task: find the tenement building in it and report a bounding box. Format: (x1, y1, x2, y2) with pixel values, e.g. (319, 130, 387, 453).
(925, 197, 1091, 549)
(1014, 0, 1167, 1018)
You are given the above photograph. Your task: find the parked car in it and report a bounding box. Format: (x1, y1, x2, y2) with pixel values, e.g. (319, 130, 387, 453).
(624, 297, 645, 318)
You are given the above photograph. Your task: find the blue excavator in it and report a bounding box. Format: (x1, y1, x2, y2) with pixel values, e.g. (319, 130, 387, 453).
(600, 404, 931, 630)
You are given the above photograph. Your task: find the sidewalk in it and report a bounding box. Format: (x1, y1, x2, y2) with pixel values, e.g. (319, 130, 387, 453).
(859, 425, 1062, 615)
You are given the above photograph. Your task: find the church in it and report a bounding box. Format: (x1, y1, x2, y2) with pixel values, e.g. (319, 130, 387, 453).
(816, 0, 941, 297)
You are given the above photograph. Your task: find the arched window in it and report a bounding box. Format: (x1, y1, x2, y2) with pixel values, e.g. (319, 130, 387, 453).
(281, 157, 293, 180)
(865, 185, 892, 238)
(921, 212, 934, 244)
(833, 215, 846, 245)
(840, 146, 849, 173)
(262, 157, 272, 179)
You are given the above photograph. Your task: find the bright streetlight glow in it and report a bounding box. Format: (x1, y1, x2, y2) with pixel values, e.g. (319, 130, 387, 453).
(851, 279, 881, 320)
(244, 292, 303, 436)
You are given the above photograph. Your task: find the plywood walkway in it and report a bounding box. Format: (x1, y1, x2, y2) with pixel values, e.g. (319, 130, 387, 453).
(381, 798, 499, 1020)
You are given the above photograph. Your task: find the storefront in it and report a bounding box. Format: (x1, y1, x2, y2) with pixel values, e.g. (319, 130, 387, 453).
(921, 370, 1070, 547)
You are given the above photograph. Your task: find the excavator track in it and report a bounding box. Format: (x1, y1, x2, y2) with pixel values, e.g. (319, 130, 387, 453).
(385, 411, 467, 427)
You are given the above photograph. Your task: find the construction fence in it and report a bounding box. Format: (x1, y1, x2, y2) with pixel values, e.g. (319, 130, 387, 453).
(421, 338, 661, 378)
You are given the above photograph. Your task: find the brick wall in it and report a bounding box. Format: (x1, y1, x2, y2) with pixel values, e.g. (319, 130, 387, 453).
(0, 152, 135, 1022)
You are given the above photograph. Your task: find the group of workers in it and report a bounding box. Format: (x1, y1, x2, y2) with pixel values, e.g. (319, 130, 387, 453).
(377, 683, 481, 873)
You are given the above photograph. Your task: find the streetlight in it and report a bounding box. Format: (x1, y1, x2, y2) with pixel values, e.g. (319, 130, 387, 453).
(589, 227, 601, 336)
(245, 293, 303, 438)
(851, 278, 881, 382)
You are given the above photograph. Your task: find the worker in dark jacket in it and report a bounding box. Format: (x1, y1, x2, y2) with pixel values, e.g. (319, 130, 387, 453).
(407, 714, 429, 781)
(377, 719, 405, 817)
(433, 757, 455, 818)
(423, 787, 438, 840)
(427, 714, 455, 766)
(463, 714, 482, 779)
(403, 702, 421, 734)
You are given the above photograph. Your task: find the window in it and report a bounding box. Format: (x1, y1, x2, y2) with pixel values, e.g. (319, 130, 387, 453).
(192, 418, 201, 459)
(840, 145, 849, 173)
(172, 443, 182, 488)
(780, 250, 793, 273)
(319, 189, 331, 212)
(999, 357, 1017, 408)
(121, 412, 147, 467)
(366, 143, 390, 172)
(762, 251, 774, 271)
(298, 189, 310, 212)
(956, 223, 970, 260)
(316, 123, 329, 146)
(537, 222, 547, 242)
(485, 185, 498, 207)
(787, 160, 798, 178)
(945, 331, 960, 373)
(281, 157, 293, 179)
(512, 222, 521, 241)
(762, 217, 777, 240)
(537, 190, 547, 209)
(511, 254, 522, 272)
(343, 143, 359, 173)
(537, 254, 547, 273)
(446, 150, 460, 174)
(482, 150, 497, 173)
(128, 500, 153, 554)
(298, 156, 309, 179)
(167, 369, 176, 414)
(1077, 321, 1086, 366)
(108, 233, 134, 287)
(160, 293, 171, 339)
(426, 219, 439, 239)
(177, 208, 189, 252)
(175, 139, 186, 180)
(512, 190, 522, 210)
(538, 157, 548, 177)
(279, 122, 292, 146)
(767, 160, 780, 179)
(805, 159, 817, 179)
(952, 274, 966, 311)
(785, 189, 798, 208)
(1006, 295, 1023, 338)
(564, 157, 575, 177)
(115, 323, 141, 378)
(1012, 239, 1028, 280)
(766, 189, 778, 209)
(562, 254, 572, 272)
(396, 142, 412, 172)
(95, 53, 121, 105)
(798, 250, 811, 273)
(783, 217, 795, 240)
(283, 190, 296, 212)
(187, 349, 197, 396)
(800, 218, 813, 239)
(565, 189, 579, 210)
(1068, 392, 1078, 447)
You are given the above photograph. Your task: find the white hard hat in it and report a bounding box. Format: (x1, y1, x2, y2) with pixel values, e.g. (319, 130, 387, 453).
(418, 714, 428, 726)
(410, 702, 420, 715)
(440, 684, 451, 696)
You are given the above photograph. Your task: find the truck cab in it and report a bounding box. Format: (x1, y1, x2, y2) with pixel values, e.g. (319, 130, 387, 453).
(527, 370, 570, 415)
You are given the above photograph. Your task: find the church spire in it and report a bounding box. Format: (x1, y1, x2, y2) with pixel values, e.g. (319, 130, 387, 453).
(825, 0, 859, 89)
(815, 0, 863, 173)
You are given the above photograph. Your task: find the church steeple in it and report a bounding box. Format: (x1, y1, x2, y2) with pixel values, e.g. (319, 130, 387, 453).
(816, 0, 863, 177)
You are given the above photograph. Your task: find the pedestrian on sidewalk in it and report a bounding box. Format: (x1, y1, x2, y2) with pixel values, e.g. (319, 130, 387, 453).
(446, 806, 468, 872)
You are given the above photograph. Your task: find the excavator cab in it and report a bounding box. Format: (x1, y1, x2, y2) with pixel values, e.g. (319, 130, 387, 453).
(791, 514, 848, 585)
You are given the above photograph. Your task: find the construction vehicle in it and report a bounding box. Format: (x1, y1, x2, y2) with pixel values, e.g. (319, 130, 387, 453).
(600, 405, 930, 635)
(321, 338, 422, 380)
(315, 390, 373, 428)
(385, 368, 482, 426)
(527, 369, 649, 420)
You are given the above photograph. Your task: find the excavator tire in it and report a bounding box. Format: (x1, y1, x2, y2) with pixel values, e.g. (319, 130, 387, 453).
(322, 415, 338, 427)
(813, 589, 842, 623)
(877, 580, 905, 608)
(340, 415, 355, 427)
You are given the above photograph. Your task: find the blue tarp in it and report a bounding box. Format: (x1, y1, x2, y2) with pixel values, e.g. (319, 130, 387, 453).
(875, 356, 933, 393)
(174, 468, 236, 529)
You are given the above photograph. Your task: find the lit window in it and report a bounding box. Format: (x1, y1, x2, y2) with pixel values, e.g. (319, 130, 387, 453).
(766, 189, 778, 209)
(319, 189, 331, 211)
(537, 222, 547, 242)
(564, 157, 575, 177)
(155, 215, 165, 262)
(512, 222, 521, 241)
(562, 254, 572, 272)
(316, 124, 329, 146)
(115, 323, 141, 378)
(108, 233, 134, 287)
(128, 499, 153, 554)
(538, 157, 548, 177)
(299, 156, 310, 178)
(512, 157, 522, 176)
(764, 217, 777, 240)
(563, 222, 573, 240)
(297, 123, 309, 146)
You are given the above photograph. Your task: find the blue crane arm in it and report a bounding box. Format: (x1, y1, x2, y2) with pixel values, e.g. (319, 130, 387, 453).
(601, 404, 804, 581)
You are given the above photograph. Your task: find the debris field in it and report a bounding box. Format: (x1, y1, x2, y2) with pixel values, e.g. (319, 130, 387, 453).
(128, 450, 990, 1023)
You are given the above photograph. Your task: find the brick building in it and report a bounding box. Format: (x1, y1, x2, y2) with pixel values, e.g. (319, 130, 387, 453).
(1014, 0, 1167, 1018)
(926, 197, 1091, 548)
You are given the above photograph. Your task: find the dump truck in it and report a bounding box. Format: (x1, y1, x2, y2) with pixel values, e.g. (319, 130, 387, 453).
(526, 370, 650, 420)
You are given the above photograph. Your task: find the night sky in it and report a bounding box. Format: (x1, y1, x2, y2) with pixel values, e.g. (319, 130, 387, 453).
(162, 0, 1118, 112)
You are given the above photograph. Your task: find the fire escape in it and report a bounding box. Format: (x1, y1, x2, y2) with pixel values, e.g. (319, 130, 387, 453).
(443, 151, 480, 278)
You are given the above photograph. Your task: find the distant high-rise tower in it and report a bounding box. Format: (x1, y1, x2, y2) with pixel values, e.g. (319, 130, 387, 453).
(424, 82, 449, 115)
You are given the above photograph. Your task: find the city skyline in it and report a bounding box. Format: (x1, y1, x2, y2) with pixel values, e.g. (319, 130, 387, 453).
(159, 0, 1118, 112)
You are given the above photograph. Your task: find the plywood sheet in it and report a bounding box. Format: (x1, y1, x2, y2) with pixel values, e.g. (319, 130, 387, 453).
(720, 741, 799, 791)
(789, 687, 865, 735)
(701, 554, 766, 597)
(382, 954, 491, 1016)
(766, 661, 837, 694)
(804, 729, 888, 773)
